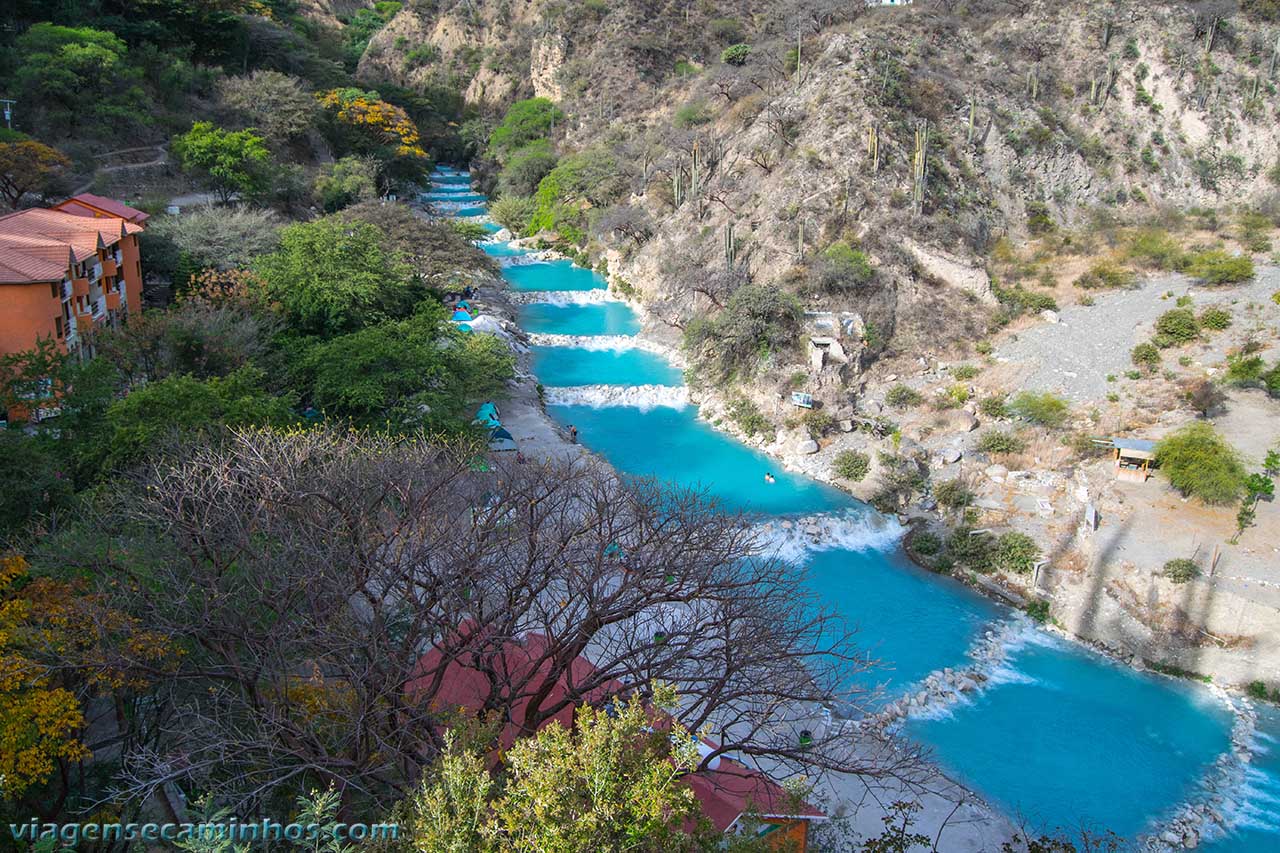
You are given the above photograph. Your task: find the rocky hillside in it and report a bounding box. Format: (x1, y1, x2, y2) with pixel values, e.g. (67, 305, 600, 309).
(358, 1, 1279, 366)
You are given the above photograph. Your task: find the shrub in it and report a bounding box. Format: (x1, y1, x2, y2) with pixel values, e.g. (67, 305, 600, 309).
(1185, 249, 1255, 284)
(720, 43, 751, 66)
(1131, 342, 1162, 372)
(802, 409, 835, 435)
(885, 384, 923, 409)
(1225, 353, 1266, 385)
(951, 365, 980, 380)
(1124, 229, 1187, 270)
(978, 394, 1008, 418)
(1156, 422, 1246, 504)
(1163, 558, 1201, 583)
(934, 478, 973, 509)
(1199, 307, 1232, 330)
(1026, 201, 1055, 234)
(674, 100, 711, 128)
(726, 395, 773, 440)
(947, 527, 994, 572)
(1154, 308, 1199, 346)
(1246, 681, 1271, 701)
(991, 532, 1040, 574)
(911, 531, 942, 556)
(833, 450, 870, 482)
(814, 241, 875, 291)
(1075, 259, 1136, 289)
(1008, 391, 1070, 427)
(994, 284, 1057, 316)
(498, 141, 559, 197)
(978, 430, 1026, 455)
(1026, 599, 1050, 623)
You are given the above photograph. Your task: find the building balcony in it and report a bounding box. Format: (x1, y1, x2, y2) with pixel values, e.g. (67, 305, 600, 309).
(102, 258, 118, 277)
(75, 312, 94, 333)
(72, 277, 90, 298)
(91, 262, 102, 280)
(105, 291, 121, 311)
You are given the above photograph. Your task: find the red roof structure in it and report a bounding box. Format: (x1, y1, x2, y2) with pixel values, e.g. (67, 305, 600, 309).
(408, 627, 824, 843)
(53, 192, 151, 225)
(0, 208, 142, 284)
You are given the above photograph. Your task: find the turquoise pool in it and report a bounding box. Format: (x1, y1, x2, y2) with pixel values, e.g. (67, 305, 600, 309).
(518, 302, 642, 336)
(504, 258, 607, 292)
(531, 347, 684, 388)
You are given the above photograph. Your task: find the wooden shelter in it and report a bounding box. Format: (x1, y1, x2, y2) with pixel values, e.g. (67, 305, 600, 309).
(1111, 438, 1156, 483)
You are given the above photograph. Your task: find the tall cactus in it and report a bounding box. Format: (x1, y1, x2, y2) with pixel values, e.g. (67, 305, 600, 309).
(867, 124, 880, 174)
(912, 120, 928, 214)
(672, 168, 684, 207)
(724, 222, 737, 265)
(967, 95, 977, 145)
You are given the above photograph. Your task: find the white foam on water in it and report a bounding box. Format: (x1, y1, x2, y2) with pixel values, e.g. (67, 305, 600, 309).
(542, 384, 689, 410)
(526, 334, 681, 364)
(753, 511, 905, 563)
(866, 617, 1044, 728)
(510, 290, 620, 305)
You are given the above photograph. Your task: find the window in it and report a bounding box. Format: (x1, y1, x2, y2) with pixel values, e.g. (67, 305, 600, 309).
(50, 281, 58, 299)
(55, 316, 63, 338)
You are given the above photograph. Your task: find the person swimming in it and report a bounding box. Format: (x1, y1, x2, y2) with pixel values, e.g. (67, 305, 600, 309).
(764, 472, 775, 484)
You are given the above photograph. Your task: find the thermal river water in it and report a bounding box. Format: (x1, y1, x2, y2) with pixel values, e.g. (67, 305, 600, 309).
(427, 169, 1280, 849)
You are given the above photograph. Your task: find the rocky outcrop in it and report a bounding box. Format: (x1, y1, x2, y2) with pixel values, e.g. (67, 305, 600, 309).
(902, 238, 996, 305)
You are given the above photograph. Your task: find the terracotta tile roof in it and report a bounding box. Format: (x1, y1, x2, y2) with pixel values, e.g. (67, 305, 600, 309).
(408, 626, 824, 833)
(55, 192, 151, 224)
(0, 208, 140, 284)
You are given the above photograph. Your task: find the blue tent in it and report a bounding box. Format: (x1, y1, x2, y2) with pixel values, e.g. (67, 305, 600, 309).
(474, 402, 500, 429)
(451, 308, 473, 321)
(488, 426, 517, 452)
(457, 323, 473, 334)
(457, 299, 472, 310)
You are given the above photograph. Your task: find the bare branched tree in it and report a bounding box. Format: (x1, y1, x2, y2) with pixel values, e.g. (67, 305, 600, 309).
(45, 428, 914, 813)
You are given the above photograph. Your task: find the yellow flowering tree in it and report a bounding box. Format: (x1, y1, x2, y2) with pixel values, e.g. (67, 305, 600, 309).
(0, 556, 89, 800)
(318, 87, 427, 160)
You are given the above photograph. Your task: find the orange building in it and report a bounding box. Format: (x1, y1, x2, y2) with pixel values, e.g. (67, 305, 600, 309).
(0, 206, 145, 360)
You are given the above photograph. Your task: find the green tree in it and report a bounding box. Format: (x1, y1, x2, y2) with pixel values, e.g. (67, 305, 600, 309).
(0, 431, 73, 545)
(488, 98, 565, 158)
(313, 155, 382, 212)
(399, 696, 715, 853)
(498, 141, 559, 198)
(172, 122, 272, 203)
(254, 218, 419, 337)
(0, 137, 71, 208)
(95, 367, 297, 470)
(684, 283, 802, 383)
(12, 24, 146, 135)
(814, 241, 875, 292)
(295, 314, 512, 429)
(1155, 422, 1246, 505)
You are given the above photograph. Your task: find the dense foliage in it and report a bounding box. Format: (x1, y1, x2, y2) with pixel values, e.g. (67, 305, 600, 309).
(1156, 422, 1246, 505)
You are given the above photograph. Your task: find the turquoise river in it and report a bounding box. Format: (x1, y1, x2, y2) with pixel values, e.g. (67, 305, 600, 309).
(426, 168, 1280, 850)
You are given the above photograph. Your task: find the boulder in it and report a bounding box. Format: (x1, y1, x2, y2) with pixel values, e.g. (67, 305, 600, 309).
(1040, 309, 1060, 324)
(985, 464, 1008, 483)
(942, 447, 963, 464)
(838, 419, 855, 433)
(948, 410, 979, 432)
(797, 439, 820, 455)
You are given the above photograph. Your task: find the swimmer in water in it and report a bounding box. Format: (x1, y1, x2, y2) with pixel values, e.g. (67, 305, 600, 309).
(764, 473, 775, 484)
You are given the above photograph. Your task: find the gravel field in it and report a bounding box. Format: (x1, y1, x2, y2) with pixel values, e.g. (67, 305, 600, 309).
(996, 264, 1280, 403)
